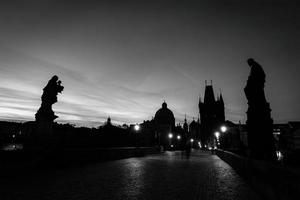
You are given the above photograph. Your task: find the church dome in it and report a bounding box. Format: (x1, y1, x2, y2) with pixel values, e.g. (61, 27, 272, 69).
(154, 101, 175, 126)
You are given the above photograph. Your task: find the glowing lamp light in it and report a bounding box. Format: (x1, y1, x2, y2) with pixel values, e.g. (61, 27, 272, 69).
(221, 126, 227, 133)
(168, 133, 173, 139)
(190, 138, 194, 142)
(198, 142, 201, 148)
(134, 124, 140, 131)
(177, 135, 181, 140)
(215, 131, 220, 139)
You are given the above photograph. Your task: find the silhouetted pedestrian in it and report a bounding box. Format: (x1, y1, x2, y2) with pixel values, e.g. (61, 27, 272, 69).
(185, 141, 192, 159)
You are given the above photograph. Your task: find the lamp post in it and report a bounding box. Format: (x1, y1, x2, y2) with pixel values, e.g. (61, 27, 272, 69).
(220, 125, 228, 149)
(176, 135, 181, 150)
(168, 133, 173, 149)
(134, 124, 140, 147)
(215, 131, 220, 148)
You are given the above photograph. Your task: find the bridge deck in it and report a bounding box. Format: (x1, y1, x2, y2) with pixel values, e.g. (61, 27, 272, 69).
(0, 150, 262, 200)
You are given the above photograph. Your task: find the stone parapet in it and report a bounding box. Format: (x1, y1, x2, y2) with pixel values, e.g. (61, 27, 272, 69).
(216, 149, 300, 200)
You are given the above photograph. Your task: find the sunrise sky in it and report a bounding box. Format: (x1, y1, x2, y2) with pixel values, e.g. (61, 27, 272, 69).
(0, 0, 299, 127)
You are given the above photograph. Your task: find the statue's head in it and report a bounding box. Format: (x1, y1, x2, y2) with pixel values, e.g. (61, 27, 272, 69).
(51, 75, 59, 81)
(247, 58, 255, 67)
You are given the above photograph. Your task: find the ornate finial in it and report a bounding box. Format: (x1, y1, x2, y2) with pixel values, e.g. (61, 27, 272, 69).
(162, 101, 167, 108)
(107, 116, 111, 125)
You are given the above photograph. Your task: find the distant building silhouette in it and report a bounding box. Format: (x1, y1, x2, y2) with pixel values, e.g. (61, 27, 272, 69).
(189, 118, 201, 145)
(183, 115, 188, 133)
(154, 101, 175, 149)
(199, 82, 225, 147)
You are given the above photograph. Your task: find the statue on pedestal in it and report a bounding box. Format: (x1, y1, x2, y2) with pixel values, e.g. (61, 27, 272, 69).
(244, 58, 276, 161)
(35, 75, 64, 136)
(35, 75, 64, 122)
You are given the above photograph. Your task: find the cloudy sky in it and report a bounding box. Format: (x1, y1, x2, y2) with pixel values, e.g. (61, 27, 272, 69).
(0, 0, 299, 127)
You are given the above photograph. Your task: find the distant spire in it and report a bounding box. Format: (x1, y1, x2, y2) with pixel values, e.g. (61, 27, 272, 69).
(211, 80, 213, 85)
(107, 116, 111, 125)
(183, 114, 188, 132)
(205, 80, 207, 86)
(219, 92, 224, 104)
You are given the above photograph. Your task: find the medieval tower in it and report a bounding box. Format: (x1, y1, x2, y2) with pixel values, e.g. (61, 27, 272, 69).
(199, 82, 225, 146)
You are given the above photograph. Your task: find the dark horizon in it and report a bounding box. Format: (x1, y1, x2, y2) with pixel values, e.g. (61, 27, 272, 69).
(0, 0, 299, 127)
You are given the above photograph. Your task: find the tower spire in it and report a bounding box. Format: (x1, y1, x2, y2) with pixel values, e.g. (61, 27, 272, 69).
(219, 90, 224, 104)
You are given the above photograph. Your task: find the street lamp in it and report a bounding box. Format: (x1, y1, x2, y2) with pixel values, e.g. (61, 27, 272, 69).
(190, 138, 194, 143)
(221, 125, 227, 133)
(134, 124, 140, 131)
(214, 131, 220, 140)
(134, 124, 140, 147)
(177, 135, 181, 140)
(168, 133, 173, 150)
(214, 131, 221, 149)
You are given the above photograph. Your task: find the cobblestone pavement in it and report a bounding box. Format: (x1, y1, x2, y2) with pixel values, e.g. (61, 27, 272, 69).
(0, 150, 262, 200)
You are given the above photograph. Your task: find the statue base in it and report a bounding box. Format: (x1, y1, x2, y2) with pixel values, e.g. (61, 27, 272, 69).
(32, 110, 58, 152)
(246, 102, 276, 161)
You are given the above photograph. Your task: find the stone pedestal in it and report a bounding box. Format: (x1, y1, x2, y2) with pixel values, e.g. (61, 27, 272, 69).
(246, 102, 276, 161)
(33, 110, 58, 152)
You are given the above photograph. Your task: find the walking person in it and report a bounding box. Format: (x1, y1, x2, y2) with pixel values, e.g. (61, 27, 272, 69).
(185, 140, 192, 159)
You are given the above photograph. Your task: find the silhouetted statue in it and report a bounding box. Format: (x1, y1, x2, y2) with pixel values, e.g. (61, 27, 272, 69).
(35, 75, 64, 122)
(244, 58, 276, 161)
(244, 58, 267, 105)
